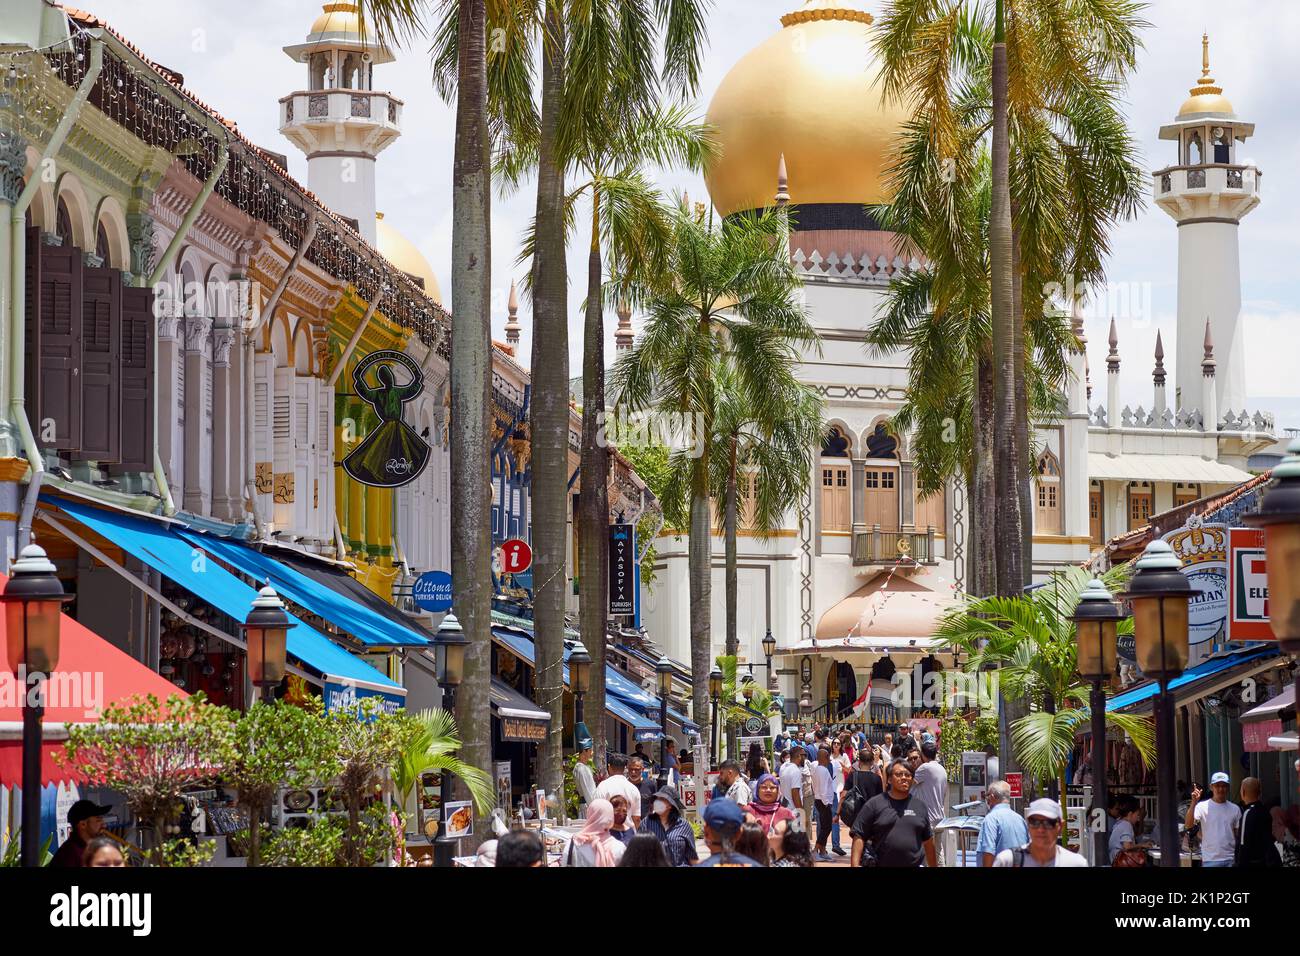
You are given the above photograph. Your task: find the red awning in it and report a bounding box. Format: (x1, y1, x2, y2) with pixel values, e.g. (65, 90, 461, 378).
(0, 573, 186, 786)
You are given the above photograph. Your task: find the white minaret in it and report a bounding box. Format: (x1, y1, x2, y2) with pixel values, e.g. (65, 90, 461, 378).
(1154, 34, 1260, 419)
(280, 3, 402, 245)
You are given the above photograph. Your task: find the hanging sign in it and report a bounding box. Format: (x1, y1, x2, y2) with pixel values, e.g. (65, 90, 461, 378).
(498, 538, 533, 574)
(1229, 527, 1274, 641)
(341, 350, 431, 488)
(1162, 517, 1229, 648)
(608, 522, 635, 616)
(412, 570, 453, 612)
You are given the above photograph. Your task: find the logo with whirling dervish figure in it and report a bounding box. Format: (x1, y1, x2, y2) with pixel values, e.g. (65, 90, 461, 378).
(342, 350, 431, 488)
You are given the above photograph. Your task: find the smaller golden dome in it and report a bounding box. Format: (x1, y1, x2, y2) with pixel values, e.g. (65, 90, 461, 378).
(309, 3, 362, 40)
(375, 213, 442, 305)
(1177, 33, 1235, 118)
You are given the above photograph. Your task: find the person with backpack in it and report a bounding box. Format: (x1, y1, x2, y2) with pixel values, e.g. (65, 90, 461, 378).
(850, 759, 936, 868)
(992, 798, 1088, 867)
(839, 747, 884, 834)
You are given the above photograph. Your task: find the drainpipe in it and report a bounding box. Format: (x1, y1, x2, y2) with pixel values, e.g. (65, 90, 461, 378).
(9, 39, 104, 549)
(242, 215, 318, 539)
(326, 285, 386, 388)
(143, 139, 229, 516)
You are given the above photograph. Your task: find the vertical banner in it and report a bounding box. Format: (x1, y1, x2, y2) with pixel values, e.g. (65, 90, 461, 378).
(1229, 527, 1274, 641)
(608, 522, 635, 616)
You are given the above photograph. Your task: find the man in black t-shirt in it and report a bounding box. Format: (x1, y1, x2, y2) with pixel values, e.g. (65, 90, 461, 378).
(850, 759, 936, 868)
(628, 756, 659, 819)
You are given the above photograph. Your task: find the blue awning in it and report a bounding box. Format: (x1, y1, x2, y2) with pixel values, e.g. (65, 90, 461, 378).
(1107, 646, 1280, 713)
(46, 497, 403, 701)
(176, 531, 427, 648)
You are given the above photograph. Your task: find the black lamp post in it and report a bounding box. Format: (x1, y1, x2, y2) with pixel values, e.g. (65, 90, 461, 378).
(655, 656, 673, 789)
(1120, 540, 1192, 868)
(433, 612, 469, 868)
(240, 585, 295, 704)
(1244, 438, 1300, 656)
(1071, 578, 1124, 865)
(762, 629, 777, 691)
(569, 640, 591, 728)
(2, 544, 69, 868)
(708, 667, 723, 767)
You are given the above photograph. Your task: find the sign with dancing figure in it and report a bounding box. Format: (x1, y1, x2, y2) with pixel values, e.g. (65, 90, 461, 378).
(341, 350, 431, 488)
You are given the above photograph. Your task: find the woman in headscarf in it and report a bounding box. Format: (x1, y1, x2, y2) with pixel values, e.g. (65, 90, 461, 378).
(566, 798, 626, 867)
(744, 773, 796, 859)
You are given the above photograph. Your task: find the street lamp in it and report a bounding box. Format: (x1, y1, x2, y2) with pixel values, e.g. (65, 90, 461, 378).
(2, 544, 69, 868)
(655, 656, 673, 789)
(741, 671, 756, 704)
(1244, 437, 1300, 655)
(1071, 578, 1125, 865)
(433, 612, 469, 868)
(569, 640, 591, 727)
(1120, 540, 1192, 868)
(240, 585, 295, 704)
(708, 667, 723, 767)
(761, 628, 777, 690)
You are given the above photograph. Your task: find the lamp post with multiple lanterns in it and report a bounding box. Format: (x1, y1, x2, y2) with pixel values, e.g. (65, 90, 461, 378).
(1120, 541, 1192, 867)
(655, 656, 673, 789)
(708, 667, 723, 766)
(1072, 579, 1125, 866)
(2, 544, 70, 868)
(240, 585, 294, 704)
(433, 612, 469, 868)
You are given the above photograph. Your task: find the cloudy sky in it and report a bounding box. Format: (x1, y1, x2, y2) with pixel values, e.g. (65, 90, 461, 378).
(82, 0, 1300, 426)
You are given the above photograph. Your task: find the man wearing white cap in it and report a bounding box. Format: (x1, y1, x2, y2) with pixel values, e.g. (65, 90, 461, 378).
(992, 798, 1088, 867)
(1186, 772, 1241, 867)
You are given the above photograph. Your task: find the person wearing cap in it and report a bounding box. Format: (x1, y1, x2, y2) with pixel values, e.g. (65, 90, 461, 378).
(638, 786, 698, 867)
(1186, 772, 1241, 867)
(695, 798, 762, 866)
(49, 800, 113, 868)
(992, 799, 1088, 867)
(572, 731, 598, 818)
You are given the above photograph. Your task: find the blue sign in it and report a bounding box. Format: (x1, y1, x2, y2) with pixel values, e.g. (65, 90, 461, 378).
(413, 570, 453, 612)
(323, 682, 405, 716)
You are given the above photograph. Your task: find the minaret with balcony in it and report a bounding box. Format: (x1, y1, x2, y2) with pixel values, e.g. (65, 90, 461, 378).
(280, 3, 402, 245)
(1153, 34, 1260, 420)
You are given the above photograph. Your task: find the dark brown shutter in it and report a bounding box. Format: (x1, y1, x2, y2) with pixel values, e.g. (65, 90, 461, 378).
(28, 238, 83, 452)
(79, 265, 121, 461)
(118, 285, 155, 472)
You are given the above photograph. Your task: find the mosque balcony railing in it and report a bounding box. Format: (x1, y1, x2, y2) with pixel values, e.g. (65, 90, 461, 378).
(1152, 163, 1261, 200)
(279, 89, 404, 130)
(791, 248, 924, 286)
(1088, 403, 1276, 439)
(851, 525, 938, 567)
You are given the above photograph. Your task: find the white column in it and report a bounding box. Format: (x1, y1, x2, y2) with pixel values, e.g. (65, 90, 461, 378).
(1176, 221, 1245, 415)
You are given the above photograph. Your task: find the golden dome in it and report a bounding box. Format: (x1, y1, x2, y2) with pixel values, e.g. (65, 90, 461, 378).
(1177, 33, 1235, 118)
(375, 213, 442, 304)
(309, 3, 364, 41)
(704, 1, 910, 218)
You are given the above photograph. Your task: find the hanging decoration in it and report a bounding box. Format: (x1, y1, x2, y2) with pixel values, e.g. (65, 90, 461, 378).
(341, 349, 430, 488)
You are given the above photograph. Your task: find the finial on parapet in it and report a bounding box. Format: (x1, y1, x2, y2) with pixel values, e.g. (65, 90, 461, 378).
(1153, 330, 1166, 386)
(504, 279, 521, 345)
(775, 153, 790, 206)
(1202, 317, 1216, 375)
(615, 301, 634, 353)
(1107, 317, 1120, 372)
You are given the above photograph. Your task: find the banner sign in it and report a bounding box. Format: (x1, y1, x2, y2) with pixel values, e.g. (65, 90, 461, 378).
(342, 350, 431, 488)
(1229, 527, 1275, 641)
(608, 523, 635, 616)
(412, 570, 453, 612)
(322, 682, 405, 716)
(501, 715, 548, 743)
(1162, 517, 1229, 648)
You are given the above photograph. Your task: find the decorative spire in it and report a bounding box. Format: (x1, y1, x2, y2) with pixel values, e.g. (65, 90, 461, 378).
(1202, 317, 1216, 375)
(775, 153, 790, 206)
(1189, 32, 1224, 98)
(614, 301, 634, 352)
(1153, 330, 1166, 386)
(1106, 317, 1120, 372)
(504, 280, 521, 345)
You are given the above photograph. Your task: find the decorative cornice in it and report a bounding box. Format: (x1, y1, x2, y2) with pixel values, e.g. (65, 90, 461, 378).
(0, 130, 27, 205)
(781, 8, 873, 27)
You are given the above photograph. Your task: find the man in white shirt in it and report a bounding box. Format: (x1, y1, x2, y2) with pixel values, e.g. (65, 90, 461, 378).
(812, 746, 837, 862)
(779, 746, 807, 833)
(594, 753, 643, 826)
(993, 799, 1089, 868)
(1186, 772, 1241, 867)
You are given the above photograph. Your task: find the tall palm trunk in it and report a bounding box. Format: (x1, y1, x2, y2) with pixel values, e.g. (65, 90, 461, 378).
(724, 434, 738, 660)
(1012, 213, 1031, 587)
(450, 0, 493, 830)
(971, 353, 996, 599)
(579, 188, 609, 766)
(530, 3, 569, 799)
(688, 454, 712, 753)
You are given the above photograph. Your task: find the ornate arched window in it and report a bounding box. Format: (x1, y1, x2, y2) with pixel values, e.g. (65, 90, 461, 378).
(819, 426, 851, 532)
(1035, 450, 1062, 535)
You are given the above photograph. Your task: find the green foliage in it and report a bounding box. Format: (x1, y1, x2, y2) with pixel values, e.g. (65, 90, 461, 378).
(391, 708, 496, 818)
(261, 817, 345, 868)
(562, 751, 583, 820)
(715, 654, 780, 755)
(0, 831, 52, 867)
(321, 696, 411, 867)
(159, 839, 216, 868)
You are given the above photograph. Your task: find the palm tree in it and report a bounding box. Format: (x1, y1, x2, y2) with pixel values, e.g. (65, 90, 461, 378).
(715, 654, 782, 759)
(392, 709, 496, 824)
(935, 565, 1155, 808)
(611, 203, 818, 749)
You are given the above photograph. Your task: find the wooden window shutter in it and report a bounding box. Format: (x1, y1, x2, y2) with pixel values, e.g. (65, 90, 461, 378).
(118, 285, 155, 471)
(78, 265, 122, 461)
(29, 239, 84, 451)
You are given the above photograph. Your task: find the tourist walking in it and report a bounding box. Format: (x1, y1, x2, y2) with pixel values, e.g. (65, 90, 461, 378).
(745, 773, 796, 858)
(719, 758, 753, 806)
(50, 800, 112, 869)
(595, 753, 644, 826)
(745, 741, 768, 783)
(608, 795, 636, 846)
(993, 799, 1088, 867)
(977, 781, 1029, 866)
(850, 759, 936, 868)
(1238, 776, 1281, 867)
(772, 829, 815, 867)
(812, 746, 837, 861)
(627, 756, 658, 822)
(566, 799, 626, 867)
(496, 830, 546, 868)
(1186, 773, 1241, 868)
(639, 786, 699, 867)
(779, 745, 809, 832)
(618, 833, 672, 867)
(912, 741, 949, 853)
(695, 799, 762, 867)
(828, 738, 850, 856)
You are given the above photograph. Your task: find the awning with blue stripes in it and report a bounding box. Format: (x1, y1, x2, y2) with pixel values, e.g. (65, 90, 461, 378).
(1107, 646, 1281, 713)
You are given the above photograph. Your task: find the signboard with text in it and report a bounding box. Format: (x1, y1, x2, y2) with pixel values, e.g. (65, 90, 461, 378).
(501, 715, 548, 742)
(1229, 527, 1275, 641)
(412, 570, 453, 612)
(608, 523, 636, 616)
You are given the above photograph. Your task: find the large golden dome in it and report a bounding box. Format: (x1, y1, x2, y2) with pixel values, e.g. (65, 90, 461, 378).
(704, 1, 909, 218)
(375, 213, 442, 304)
